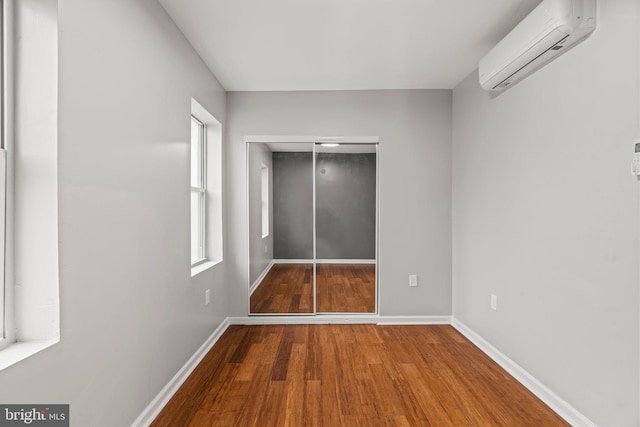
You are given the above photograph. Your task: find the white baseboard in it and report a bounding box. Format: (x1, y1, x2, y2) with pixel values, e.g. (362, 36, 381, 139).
(272, 259, 376, 265)
(249, 261, 274, 296)
(272, 259, 313, 264)
(229, 315, 380, 324)
(229, 315, 451, 325)
(315, 259, 376, 264)
(451, 318, 597, 427)
(377, 315, 451, 325)
(130, 318, 231, 427)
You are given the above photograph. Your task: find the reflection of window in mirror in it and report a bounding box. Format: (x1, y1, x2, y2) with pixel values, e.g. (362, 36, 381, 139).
(261, 164, 269, 238)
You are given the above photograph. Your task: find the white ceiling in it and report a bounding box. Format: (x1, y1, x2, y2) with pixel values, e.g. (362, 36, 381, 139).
(158, 0, 541, 92)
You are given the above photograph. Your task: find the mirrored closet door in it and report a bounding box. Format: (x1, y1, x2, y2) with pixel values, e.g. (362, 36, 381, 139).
(248, 142, 314, 314)
(315, 143, 377, 313)
(248, 139, 377, 315)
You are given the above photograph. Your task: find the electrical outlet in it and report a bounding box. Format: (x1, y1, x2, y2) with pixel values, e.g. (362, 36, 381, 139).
(409, 275, 418, 287)
(490, 294, 497, 311)
(264, 244, 267, 253)
(205, 289, 210, 305)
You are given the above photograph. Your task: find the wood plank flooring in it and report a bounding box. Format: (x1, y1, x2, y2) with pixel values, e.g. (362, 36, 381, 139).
(151, 324, 569, 427)
(316, 264, 375, 313)
(250, 263, 376, 314)
(250, 264, 314, 314)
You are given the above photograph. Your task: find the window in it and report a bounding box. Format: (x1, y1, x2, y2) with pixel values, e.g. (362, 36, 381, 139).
(190, 98, 223, 276)
(261, 164, 269, 238)
(0, 0, 60, 368)
(190, 116, 206, 265)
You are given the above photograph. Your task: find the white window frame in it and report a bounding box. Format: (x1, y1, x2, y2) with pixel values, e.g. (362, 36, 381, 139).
(0, 0, 61, 369)
(191, 115, 207, 266)
(190, 98, 223, 277)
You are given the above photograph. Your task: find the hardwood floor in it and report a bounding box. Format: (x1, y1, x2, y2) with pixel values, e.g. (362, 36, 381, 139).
(316, 264, 375, 313)
(250, 264, 314, 314)
(151, 325, 569, 427)
(250, 263, 376, 314)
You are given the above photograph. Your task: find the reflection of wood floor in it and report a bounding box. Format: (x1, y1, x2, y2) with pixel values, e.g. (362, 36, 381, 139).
(316, 263, 375, 313)
(250, 264, 314, 314)
(151, 324, 569, 426)
(250, 263, 375, 314)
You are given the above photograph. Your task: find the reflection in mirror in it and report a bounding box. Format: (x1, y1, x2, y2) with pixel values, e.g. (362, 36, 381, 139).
(249, 142, 314, 314)
(315, 143, 377, 313)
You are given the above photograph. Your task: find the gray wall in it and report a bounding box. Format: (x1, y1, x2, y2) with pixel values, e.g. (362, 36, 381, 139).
(0, 1, 230, 426)
(452, 1, 639, 425)
(227, 90, 452, 316)
(272, 152, 376, 260)
(272, 152, 313, 259)
(316, 153, 376, 260)
(248, 143, 273, 285)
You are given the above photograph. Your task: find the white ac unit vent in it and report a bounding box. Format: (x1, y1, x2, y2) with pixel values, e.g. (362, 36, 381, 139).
(479, 0, 597, 91)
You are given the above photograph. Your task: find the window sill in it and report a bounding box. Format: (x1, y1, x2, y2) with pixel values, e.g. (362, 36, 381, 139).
(0, 338, 60, 372)
(191, 259, 221, 277)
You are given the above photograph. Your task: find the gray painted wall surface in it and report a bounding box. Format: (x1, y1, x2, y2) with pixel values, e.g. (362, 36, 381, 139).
(0, 1, 229, 426)
(452, 1, 639, 425)
(227, 90, 452, 316)
(272, 152, 376, 260)
(272, 152, 313, 259)
(316, 153, 376, 260)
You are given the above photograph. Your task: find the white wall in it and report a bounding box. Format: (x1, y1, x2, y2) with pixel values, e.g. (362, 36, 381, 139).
(0, 0, 229, 425)
(452, 1, 640, 425)
(227, 90, 452, 316)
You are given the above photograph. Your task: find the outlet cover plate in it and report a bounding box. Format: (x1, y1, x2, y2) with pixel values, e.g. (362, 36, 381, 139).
(409, 275, 418, 287)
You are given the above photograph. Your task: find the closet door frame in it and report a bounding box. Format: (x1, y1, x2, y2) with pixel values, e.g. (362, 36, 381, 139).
(245, 135, 380, 317)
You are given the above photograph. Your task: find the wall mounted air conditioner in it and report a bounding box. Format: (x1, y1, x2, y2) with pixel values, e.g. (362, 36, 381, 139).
(479, 0, 596, 91)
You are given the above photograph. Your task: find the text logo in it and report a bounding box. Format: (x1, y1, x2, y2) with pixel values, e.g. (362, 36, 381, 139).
(0, 405, 68, 426)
